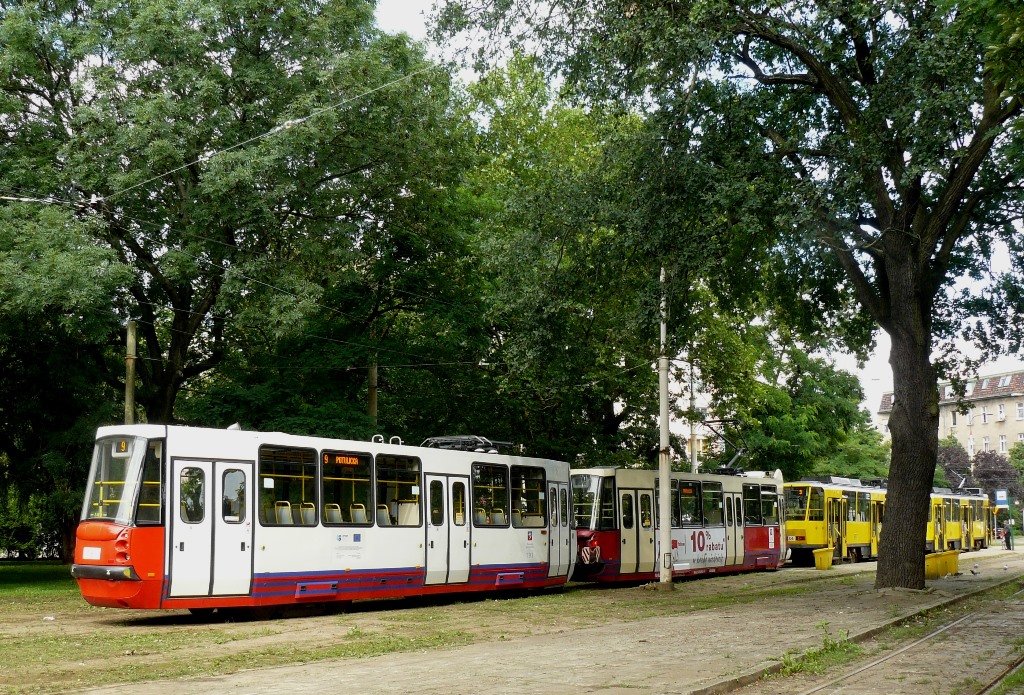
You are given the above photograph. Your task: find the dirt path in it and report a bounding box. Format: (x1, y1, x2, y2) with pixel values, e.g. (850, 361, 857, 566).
(72, 548, 1024, 695)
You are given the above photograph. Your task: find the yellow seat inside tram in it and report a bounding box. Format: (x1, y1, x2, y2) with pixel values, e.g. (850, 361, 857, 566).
(275, 501, 293, 525)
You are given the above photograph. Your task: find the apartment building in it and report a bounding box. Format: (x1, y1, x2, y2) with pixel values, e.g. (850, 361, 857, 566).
(877, 370, 1024, 456)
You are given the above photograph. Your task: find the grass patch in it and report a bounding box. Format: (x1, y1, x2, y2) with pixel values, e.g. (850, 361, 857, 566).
(775, 622, 863, 676)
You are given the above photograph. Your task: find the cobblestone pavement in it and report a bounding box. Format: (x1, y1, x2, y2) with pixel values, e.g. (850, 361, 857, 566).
(78, 548, 1024, 695)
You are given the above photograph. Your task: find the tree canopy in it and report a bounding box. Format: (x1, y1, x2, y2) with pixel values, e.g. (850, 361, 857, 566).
(435, 0, 1024, 588)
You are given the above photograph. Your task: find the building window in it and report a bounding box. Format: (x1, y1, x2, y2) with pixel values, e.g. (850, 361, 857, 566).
(968, 438, 975, 457)
(982, 406, 989, 424)
(1000, 375, 1012, 387)
(982, 436, 990, 452)
(1017, 402, 1023, 419)
(998, 404, 1006, 420)
(951, 411, 957, 426)
(1000, 435, 1008, 453)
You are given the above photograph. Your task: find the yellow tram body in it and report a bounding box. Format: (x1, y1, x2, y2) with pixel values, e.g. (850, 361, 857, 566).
(784, 478, 884, 566)
(785, 479, 991, 565)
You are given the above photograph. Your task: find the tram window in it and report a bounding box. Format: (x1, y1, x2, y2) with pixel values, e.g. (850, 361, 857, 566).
(640, 493, 653, 528)
(726, 497, 733, 527)
(572, 474, 615, 531)
(735, 497, 742, 526)
(179, 467, 205, 524)
(377, 455, 421, 526)
(671, 480, 681, 528)
(761, 486, 779, 525)
(621, 493, 634, 529)
(453, 482, 467, 526)
(655, 479, 682, 527)
(550, 486, 558, 526)
(136, 442, 163, 525)
(561, 488, 569, 528)
(430, 480, 444, 526)
(599, 476, 616, 530)
(703, 483, 724, 526)
(743, 484, 761, 525)
(511, 465, 545, 528)
(572, 475, 598, 529)
(808, 487, 824, 521)
(679, 482, 701, 526)
(259, 446, 317, 526)
(472, 463, 509, 527)
(221, 469, 246, 524)
(321, 450, 372, 525)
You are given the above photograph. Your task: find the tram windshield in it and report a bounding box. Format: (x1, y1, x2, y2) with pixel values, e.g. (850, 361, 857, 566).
(81, 436, 163, 525)
(571, 474, 616, 530)
(785, 485, 814, 522)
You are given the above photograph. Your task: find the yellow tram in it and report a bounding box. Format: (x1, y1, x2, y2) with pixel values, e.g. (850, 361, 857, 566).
(784, 478, 992, 565)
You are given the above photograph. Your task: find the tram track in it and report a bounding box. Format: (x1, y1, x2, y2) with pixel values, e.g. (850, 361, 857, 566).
(745, 577, 1024, 695)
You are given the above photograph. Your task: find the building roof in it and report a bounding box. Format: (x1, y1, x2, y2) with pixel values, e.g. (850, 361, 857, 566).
(877, 369, 1024, 414)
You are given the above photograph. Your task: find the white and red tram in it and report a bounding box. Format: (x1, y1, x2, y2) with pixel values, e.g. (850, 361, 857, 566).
(71, 425, 575, 611)
(571, 466, 786, 582)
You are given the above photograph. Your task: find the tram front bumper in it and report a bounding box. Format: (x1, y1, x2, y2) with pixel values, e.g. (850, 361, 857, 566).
(71, 564, 141, 581)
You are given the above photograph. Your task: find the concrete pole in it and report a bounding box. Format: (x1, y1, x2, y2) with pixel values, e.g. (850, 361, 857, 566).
(658, 268, 673, 589)
(368, 360, 378, 424)
(125, 320, 137, 425)
(690, 362, 698, 473)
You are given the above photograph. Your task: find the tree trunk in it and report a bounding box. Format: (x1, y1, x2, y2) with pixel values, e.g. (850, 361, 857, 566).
(874, 263, 940, 590)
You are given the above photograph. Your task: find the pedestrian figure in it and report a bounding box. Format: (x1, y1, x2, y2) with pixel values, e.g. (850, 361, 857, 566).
(1005, 520, 1014, 550)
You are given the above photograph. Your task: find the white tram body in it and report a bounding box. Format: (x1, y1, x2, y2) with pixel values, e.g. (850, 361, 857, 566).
(71, 425, 574, 611)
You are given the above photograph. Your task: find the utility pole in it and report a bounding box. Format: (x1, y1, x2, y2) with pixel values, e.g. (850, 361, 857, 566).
(690, 361, 698, 473)
(125, 320, 137, 425)
(368, 360, 378, 425)
(658, 268, 673, 589)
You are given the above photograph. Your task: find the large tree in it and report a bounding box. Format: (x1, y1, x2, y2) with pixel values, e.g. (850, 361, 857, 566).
(435, 1, 1024, 588)
(1, 0, 473, 424)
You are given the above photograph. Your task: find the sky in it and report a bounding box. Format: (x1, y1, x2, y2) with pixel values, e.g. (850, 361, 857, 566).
(375, 0, 433, 41)
(373, 1, 1022, 424)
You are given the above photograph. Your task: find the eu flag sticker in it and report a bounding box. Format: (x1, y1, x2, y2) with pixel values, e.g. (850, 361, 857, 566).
(354, 533, 361, 542)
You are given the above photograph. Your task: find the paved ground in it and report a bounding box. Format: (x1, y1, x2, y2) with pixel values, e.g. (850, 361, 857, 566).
(78, 547, 1023, 695)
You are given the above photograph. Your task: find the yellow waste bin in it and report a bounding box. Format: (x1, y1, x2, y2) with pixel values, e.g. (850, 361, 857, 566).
(813, 547, 834, 570)
(924, 549, 961, 579)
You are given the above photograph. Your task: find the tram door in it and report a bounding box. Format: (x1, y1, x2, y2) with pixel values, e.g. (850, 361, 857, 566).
(932, 499, 945, 551)
(169, 459, 254, 597)
(724, 493, 744, 566)
(619, 488, 656, 574)
(962, 504, 973, 551)
(547, 483, 572, 578)
(871, 500, 884, 558)
(424, 475, 471, 585)
(826, 496, 848, 559)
